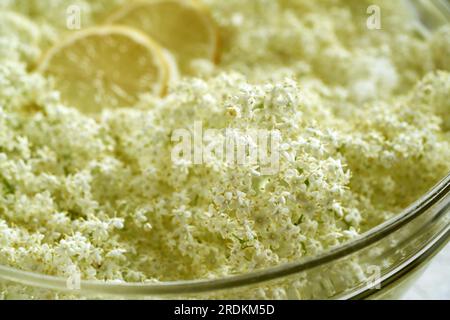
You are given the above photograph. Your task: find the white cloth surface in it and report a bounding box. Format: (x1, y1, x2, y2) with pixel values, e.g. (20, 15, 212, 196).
(402, 243, 450, 300)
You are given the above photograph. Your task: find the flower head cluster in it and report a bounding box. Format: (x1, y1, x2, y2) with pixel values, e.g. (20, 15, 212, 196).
(0, 0, 449, 298)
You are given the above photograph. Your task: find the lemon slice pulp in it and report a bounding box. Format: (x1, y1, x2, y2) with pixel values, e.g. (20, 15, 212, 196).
(106, 0, 220, 74)
(38, 26, 170, 114)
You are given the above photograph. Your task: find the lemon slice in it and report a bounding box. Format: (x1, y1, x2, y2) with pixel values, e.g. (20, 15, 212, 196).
(38, 26, 170, 114)
(106, 0, 220, 74)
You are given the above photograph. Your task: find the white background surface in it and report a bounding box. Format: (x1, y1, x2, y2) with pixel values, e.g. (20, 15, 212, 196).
(402, 243, 450, 300)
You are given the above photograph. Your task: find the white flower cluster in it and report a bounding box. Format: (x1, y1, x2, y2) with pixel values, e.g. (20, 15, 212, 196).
(0, 0, 449, 298)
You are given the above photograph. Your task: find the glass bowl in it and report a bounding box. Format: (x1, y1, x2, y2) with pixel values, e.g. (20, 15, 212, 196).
(0, 0, 449, 300)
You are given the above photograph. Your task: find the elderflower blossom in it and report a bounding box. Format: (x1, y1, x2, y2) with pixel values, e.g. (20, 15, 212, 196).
(0, 0, 449, 299)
